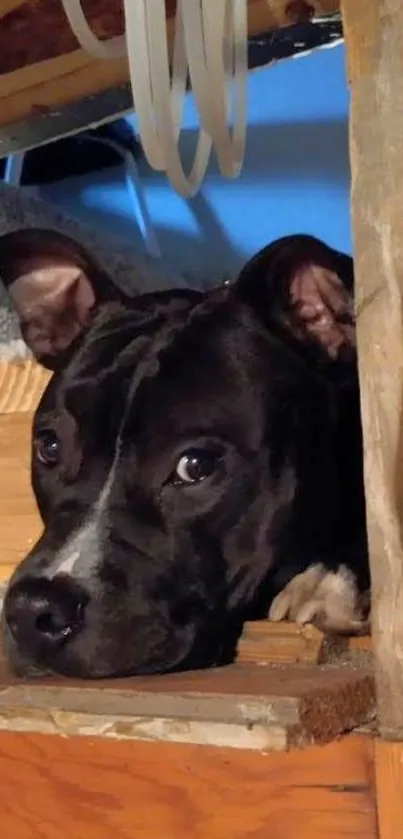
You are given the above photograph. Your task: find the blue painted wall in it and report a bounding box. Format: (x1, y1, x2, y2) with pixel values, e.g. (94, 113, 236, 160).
(42, 42, 350, 286)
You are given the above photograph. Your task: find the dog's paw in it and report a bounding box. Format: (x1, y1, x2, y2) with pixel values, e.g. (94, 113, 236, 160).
(268, 563, 369, 635)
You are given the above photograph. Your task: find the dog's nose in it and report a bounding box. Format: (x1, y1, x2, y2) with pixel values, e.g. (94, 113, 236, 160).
(4, 576, 88, 654)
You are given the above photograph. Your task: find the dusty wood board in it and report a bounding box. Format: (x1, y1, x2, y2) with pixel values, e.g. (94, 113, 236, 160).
(238, 619, 373, 665)
(0, 657, 376, 748)
(342, 0, 403, 740)
(0, 733, 376, 839)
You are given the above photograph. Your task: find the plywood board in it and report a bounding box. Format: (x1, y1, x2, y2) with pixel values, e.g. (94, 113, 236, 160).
(0, 732, 376, 839)
(0, 412, 42, 578)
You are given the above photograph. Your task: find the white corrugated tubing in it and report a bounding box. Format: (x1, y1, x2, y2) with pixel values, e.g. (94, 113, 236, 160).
(59, 0, 248, 197)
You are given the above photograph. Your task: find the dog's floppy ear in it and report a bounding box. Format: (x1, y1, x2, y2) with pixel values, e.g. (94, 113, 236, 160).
(0, 228, 125, 369)
(234, 235, 355, 362)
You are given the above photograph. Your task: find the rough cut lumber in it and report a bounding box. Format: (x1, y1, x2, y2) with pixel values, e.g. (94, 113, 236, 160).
(238, 619, 372, 665)
(342, 0, 403, 741)
(0, 732, 376, 839)
(0, 1, 340, 129)
(0, 657, 376, 748)
(375, 740, 403, 839)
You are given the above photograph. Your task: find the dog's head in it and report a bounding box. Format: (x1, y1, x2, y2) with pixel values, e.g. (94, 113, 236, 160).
(0, 229, 356, 678)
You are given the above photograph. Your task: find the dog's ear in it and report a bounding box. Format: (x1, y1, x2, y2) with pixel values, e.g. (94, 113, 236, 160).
(234, 235, 355, 362)
(0, 228, 125, 369)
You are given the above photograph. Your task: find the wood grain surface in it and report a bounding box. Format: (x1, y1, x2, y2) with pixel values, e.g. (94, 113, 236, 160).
(0, 732, 376, 839)
(375, 739, 403, 839)
(0, 411, 41, 578)
(238, 619, 372, 665)
(343, 0, 403, 740)
(0, 360, 50, 414)
(0, 657, 375, 749)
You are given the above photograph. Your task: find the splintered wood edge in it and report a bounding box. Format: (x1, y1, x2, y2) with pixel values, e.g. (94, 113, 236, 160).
(0, 360, 50, 414)
(237, 620, 373, 666)
(0, 660, 375, 750)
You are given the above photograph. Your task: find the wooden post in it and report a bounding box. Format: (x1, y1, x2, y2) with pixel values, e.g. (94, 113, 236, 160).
(342, 1, 403, 834)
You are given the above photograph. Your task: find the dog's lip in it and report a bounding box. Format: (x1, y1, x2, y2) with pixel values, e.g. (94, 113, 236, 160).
(2, 622, 219, 680)
(5, 653, 196, 681)
(1, 629, 54, 680)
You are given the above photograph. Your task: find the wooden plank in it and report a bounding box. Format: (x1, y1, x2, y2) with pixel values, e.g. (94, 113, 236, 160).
(0, 1, 340, 129)
(0, 362, 48, 578)
(375, 740, 403, 839)
(0, 360, 50, 414)
(0, 658, 376, 748)
(0, 732, 376, 839)
(0, 412, 42, 577)
(237, 619, 372, 665)
(0, 52, 130, 130)
(342, 0, 403, 740)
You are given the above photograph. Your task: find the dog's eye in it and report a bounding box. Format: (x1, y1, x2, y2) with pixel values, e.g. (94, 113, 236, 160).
(174, 449, 220, 485)
(35, 429, 61, 467)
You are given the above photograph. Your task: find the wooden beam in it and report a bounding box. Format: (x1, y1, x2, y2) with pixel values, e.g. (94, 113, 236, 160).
(375, 740, 403, 839)
(0, 1, 340, 76)
(0, 733, 376, 839)
(0, 1, 340, 130)
(0, 658, 375, 748)
(342, 0, 403, 740)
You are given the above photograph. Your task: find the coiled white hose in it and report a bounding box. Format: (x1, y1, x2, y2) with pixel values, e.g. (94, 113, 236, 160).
(59, 0, 248, 197)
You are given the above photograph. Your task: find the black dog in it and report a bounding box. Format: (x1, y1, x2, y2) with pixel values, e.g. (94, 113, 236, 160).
(0, 229, 369, 679)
